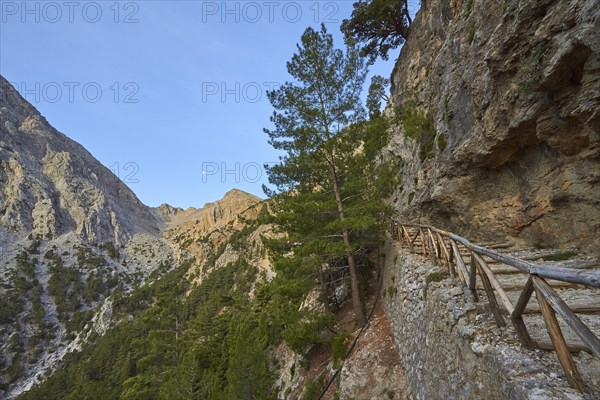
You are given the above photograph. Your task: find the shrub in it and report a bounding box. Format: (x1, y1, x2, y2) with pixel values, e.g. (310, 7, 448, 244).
(467, 26, 476, 45)
(394, 102, 436, 161)
(332, 331, 351, 367)
(425, 271, 448, 284)
(99, 242, 119, 260)
(283, 313, 334, 354)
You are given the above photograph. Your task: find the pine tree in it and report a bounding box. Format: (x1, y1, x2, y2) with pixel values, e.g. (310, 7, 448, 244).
(264, 24, 395, 327)
(341, 0, 413, 63)
(366, 75, 390, 118)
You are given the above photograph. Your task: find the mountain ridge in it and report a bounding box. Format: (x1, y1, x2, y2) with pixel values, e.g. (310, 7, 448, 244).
(0, 76, 162, 245)
(0, 76, 267, 398)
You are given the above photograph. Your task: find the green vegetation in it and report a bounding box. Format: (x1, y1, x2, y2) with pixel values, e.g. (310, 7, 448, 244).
(468, 26, 476, 45)
(386, 285, 398, 298)
(425, 270, 448, 284)
(366, 75, 390, 118)
(45, 248, 109, 333)
(395, 101, 438, 161)
(437, 132, 448, 152)
(516, 44, 548, 91)
(264, 25, 396, 327)
(465, 0, 474, 16)
(0, 249, 50, 386)
(99, 242, 119, 260)
(541, 250, 578, 262)
(0, 290, 23, 324)
(14, 14, 409, 399)
(301, 375, 326, 400)
(341, 0, 413, 63)
(408, 192, 415, 204)
(332, 331, 351, 367)
(20, 222, 334, 400)
(76, 245, 107, 269)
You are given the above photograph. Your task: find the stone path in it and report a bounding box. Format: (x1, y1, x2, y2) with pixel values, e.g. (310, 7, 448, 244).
(403, 226, 600, 394)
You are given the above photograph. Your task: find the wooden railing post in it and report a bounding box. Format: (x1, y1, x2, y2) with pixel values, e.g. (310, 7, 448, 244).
(402, 226, 413, 253)
(473, 254, 506, 327)
(419, 228, 427, 257)
(532, 276, 600, 358)
(534, 278, 585, 392)
(427, 228, 439, 266)
(450, 241, 473, 298)
(511, 277, 536, 350)
(472, 253, 514, 315)
(469, 252, 479, 302)
(436, 232, 455, 277)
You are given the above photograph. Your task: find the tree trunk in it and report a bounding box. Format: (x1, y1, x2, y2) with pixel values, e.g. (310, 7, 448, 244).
(329, 163, 366, 327)
(318, 263, 332, 313)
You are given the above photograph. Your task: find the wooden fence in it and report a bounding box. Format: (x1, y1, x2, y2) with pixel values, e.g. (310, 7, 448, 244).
(390, 221, 600, 392)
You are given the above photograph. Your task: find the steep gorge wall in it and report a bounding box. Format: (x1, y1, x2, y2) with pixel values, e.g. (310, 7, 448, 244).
(387, 0, 600, 251)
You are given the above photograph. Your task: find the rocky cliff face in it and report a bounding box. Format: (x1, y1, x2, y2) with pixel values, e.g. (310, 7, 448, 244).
(388, 0, 600, 250)
(0, 76, 163, 245)
(163, 188, 273, 283)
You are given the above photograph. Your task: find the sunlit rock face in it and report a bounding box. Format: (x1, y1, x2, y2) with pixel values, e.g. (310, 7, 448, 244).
(0, 76, 163, 245)
(388, 0, 600, 251)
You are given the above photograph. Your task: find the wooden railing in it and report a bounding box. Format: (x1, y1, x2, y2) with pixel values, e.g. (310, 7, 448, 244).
(390, 221, 600, 392)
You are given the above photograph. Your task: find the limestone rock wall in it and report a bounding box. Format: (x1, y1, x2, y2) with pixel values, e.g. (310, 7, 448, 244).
(388, 0, 600, 251)
(0, 76, 162, 244)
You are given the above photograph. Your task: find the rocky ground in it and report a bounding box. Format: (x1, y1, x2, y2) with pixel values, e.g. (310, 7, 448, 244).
(338, 306, 412, 400)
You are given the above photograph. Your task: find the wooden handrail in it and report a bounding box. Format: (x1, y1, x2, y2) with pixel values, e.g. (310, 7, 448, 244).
(390, 221, 600, 392)
(397, 222, 600, 288)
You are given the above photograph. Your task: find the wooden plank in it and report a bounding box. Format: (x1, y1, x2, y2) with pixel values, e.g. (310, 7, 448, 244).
(532, 276, 600, 359)
(474, 257, 506, 327)
(477, 282, 582, 291)
(529, 265, 600, 289)
(536, 340, 592, 354)
(488, 268, 525, 275)
(512, 277, 533, 318)
(472, 253, 514, 315)
(410, 230, 420, 244)
(523, 304, 600, 315)
(534, 284, 585, 392)
(402, 226, 413, 252)
(511, 277, 535, 349)
(436, 232, 454, 277)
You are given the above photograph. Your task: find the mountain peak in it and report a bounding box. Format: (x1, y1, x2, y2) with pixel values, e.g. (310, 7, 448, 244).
(222, 188, 262, 202)
(0, 76, 162, 243)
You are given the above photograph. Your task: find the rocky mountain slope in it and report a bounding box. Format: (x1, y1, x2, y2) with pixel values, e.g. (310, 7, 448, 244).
(0, 76, 272, 398)
(387, 0, 600, 251)
(162, 188, 274, 283)
(0, 77, 163, 245)
(0, 76, 172, 398)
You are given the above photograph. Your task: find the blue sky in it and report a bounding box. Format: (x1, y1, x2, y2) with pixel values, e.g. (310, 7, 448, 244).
(1, 1, 419, 208)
